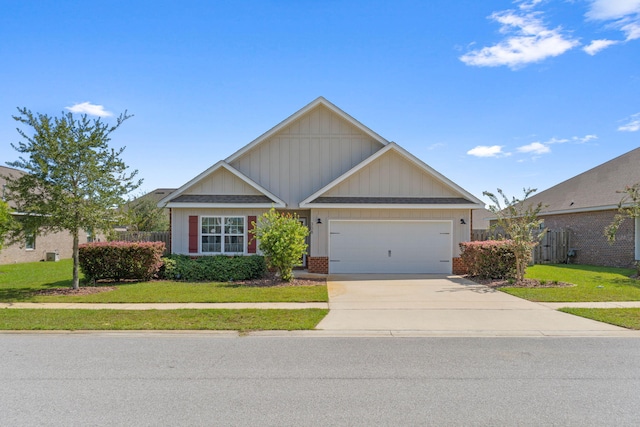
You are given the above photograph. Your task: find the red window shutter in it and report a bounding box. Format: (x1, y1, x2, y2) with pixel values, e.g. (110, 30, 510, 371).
(188, 216, 198, 253)
(247, 216, 257, 254)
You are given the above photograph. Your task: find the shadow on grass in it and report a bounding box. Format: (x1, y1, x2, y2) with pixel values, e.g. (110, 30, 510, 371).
(0, 279, 125, 302)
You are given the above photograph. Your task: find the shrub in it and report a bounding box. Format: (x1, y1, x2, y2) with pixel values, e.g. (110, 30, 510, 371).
(459, 240, 517, 279)
(249, 208, 308, 282)
(79, 241, 165, 282)
(160, 255, 266, 282)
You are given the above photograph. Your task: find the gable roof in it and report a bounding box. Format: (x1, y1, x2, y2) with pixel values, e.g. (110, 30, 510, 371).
(158, 161, 286, 208)
(528, 146, 640, 215)
(299, 142, 484, 209)
(225, 97, 389, 163)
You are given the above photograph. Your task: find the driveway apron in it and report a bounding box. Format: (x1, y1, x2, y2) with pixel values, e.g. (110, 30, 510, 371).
(315, 275, 627, 335)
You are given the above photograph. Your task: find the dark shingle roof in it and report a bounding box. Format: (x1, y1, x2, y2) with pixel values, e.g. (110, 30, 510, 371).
(310, 196, 474, 204)
(526, 146, 640, 214)
(170, 194, 274, 204)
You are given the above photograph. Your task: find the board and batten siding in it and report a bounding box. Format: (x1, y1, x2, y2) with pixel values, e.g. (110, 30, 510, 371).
(324, 150, 462, 198)
(230, 105, 384, 207)
(183, 167, 261, 196)
(171, 208, 268, 255)
(309, 208, 471, 258)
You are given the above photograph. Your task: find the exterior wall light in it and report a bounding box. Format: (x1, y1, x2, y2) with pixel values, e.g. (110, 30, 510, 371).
(317, 218, 322, 225)
(460, 219, 466, 225)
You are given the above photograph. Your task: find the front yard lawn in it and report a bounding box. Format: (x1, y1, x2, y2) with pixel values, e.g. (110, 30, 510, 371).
(560, 308, 640, 330)
(0, 308, 328, 331)
(499, 264, 639, 302)
(0, 260, 328, 303)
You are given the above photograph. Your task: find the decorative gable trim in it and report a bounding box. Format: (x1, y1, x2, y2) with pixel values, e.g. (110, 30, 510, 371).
(225, 97, 389, 163)
(158, 161, 286, 208)
(299, 142, 484, 208)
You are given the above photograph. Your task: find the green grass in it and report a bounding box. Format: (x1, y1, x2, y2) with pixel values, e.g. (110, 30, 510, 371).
(0, 308, 328, 331)
(499, 264, 640, 302)
(560, 308, 640, 330)
(0, 259, 328, 303)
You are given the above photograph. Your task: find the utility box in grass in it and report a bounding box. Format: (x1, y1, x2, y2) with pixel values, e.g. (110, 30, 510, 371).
(46, 252, 59, 262)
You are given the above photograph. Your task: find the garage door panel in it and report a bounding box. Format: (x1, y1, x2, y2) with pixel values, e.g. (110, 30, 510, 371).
(329, 221, 452, 274)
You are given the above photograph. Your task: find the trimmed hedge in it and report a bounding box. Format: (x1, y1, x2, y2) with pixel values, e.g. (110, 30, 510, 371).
(79, 241, 165, 282)
(160, 255, 266, 282)
(459, 240, 517, 279)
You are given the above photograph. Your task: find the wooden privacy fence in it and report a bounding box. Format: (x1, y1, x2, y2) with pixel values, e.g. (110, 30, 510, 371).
(471, 229, 571, 265)
(112, 231, 170, 254)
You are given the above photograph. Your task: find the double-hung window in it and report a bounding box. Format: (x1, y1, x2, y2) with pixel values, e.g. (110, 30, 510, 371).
(201, 216, 244, 254)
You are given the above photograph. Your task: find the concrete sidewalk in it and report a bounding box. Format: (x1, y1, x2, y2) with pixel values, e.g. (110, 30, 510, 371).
(0, 302, 328, 310)
(315, 275, 636, 336)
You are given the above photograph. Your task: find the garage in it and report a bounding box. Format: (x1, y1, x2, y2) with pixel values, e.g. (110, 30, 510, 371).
(328, 220, 452, 274)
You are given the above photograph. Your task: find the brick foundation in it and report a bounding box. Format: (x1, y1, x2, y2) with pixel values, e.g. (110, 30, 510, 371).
(452, 257, 467, 275)
(308, 256, 329, 274)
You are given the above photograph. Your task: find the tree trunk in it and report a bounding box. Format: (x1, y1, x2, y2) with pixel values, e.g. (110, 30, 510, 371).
(72, 231, 80, 290)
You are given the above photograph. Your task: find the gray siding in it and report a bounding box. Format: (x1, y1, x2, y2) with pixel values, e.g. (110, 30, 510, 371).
(171, 208, 268, 255)
(230, 104, 384, 207)
(324, 150, 462, 198)
(184, 168, 261, 196)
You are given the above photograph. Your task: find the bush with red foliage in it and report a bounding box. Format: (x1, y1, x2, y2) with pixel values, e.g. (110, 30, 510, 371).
(79, 241, 165, 282)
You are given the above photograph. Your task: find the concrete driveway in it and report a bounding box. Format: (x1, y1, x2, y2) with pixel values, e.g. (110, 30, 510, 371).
(315, 275, 629, 336)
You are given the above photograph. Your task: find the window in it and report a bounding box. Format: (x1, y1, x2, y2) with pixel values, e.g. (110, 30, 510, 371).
(201, 216, 244, 254)
(25, 230, 36, 250)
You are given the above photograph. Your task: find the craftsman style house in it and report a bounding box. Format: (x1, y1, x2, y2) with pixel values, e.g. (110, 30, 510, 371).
(159, 97, 484, 274)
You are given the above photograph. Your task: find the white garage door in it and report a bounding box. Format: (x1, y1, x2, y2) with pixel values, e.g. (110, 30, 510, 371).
(329, 220, 452, 274)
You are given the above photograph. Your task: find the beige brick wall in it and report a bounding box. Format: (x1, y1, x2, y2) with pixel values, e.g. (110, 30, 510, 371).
(542, 210, 635, 268)
(1, 229, 91, 264)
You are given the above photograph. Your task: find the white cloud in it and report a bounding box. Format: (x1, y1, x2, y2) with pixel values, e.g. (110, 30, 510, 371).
(460, 4, 579, 69)
(467, 145, 509, 157)
(426, 143, 446, 150)
(583, 39, 620, 55)
(573, 134, 598, 143)
(517, 142, 551, 154)
(65, 102, 113, 117)
(618, 113, 640, 132)
(585, 0, 640, 49)
(586, 0, 640, 21)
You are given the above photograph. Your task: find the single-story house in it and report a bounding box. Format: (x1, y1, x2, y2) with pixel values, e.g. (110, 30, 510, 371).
(0, 166, 91, 264)
(159, 97, 484, 274)
(524, 146, 640, 268)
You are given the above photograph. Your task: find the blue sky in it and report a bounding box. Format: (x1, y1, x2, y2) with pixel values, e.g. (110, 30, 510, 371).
(1, 0, 639, 206)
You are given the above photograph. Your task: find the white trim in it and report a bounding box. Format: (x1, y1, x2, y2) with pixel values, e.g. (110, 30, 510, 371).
(299, 142, 484, 208)
(302, 203, 481, 210)
(164, 203, 277, 209)
(198, 215, 247, 256)
(225, 97, 389, 163)
(157, 161, 286, 208)
(538, 205, 621, 216)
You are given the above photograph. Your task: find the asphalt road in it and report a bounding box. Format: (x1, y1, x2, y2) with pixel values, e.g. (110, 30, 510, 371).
(1, 334, 639, 426)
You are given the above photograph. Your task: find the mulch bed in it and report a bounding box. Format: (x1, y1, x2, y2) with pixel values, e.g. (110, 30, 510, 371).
(466, 277, 575, 289)
(34, 286, 117, 296)
(233, 272, 326, 287)
(32, 273, 325, 295)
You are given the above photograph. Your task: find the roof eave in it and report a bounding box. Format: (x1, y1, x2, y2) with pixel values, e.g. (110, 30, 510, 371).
(165, 202, 285, 209)
(300, 203, 482, 210)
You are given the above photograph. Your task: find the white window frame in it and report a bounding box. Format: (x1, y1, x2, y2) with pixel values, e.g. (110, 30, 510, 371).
(200, 216, 245, 255)
(25, 230, 36, 251)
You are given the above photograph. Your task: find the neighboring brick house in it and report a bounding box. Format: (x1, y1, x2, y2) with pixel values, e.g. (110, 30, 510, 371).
(0, 165, 90, 264)
(525, 147, 640, 268)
